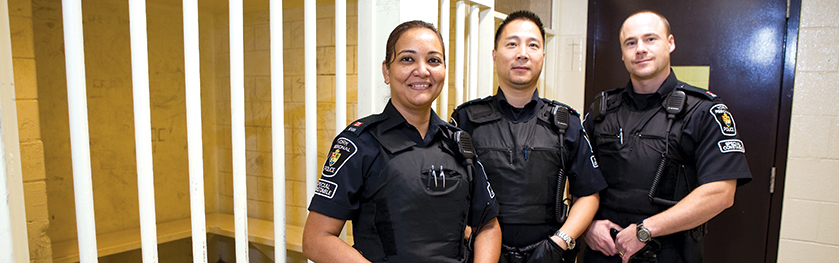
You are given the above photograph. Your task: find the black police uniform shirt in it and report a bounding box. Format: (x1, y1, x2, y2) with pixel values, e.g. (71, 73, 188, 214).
(451, 89, 607, 247)
(582, 71, 752, 226)
(308, 101, 499, 228)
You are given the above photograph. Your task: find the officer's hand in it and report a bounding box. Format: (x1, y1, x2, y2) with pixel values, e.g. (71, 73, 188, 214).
(615, 224, 645, 263)
(527, 238, 565, 263)
(549, 234, 567, 250)
(584, 219, 621, 256)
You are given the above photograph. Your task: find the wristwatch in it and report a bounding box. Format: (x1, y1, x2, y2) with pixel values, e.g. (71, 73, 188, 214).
(554, 230, 576, 250)
(636, 221, 652, 243)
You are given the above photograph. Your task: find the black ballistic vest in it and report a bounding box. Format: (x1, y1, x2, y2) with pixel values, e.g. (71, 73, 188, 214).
(352, 117, 472, 263)
(463, 99, 569, 224)
(590, 83, 710, 221)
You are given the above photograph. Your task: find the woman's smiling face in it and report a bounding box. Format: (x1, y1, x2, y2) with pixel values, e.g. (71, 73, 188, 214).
(382, 27, 446, 111)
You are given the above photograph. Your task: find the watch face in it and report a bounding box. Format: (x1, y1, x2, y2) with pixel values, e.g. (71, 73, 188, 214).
(637, 228, 651, 242)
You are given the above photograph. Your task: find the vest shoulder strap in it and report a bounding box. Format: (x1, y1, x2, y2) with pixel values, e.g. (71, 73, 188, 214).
(455, 96, 501, 124)
(591, 87, 624, 122)
(541, 98, 580, 117)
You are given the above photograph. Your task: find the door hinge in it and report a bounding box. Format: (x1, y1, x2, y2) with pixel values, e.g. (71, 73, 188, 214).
(786, 0, 791, 18)
(769, 166, 776, 194)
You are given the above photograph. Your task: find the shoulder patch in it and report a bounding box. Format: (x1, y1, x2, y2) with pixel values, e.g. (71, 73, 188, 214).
(314, 179, 338, 199)
(321, 137, 358, 177)
(345, 114, 387, 136)
(718, 139, 745, 153)
(710, 104, 737, 136)
(678, 83, 717, 100)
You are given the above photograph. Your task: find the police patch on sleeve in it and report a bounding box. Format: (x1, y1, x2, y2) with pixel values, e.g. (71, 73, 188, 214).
(710, 104, 737, 136)
(718, 139, 745, 153)
(321, 137, 357, 177)
(315, 179, 338, 199)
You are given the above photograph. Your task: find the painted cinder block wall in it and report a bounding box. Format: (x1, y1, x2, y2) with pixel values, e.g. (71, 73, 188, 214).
(777, 0, 839, 261)
(8, 0, 50, 261)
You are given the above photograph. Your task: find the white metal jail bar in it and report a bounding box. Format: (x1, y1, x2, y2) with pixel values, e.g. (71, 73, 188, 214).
(439, 0, 450, 117)
(229, 0, 249, 262)
(0, 0, 30, 261)
(182, 0, 209, 261)
(62, 0, 99, 261)
(127, 0, 159, 262)
(468, 4, 479, 100)
(305, 0, 318, 218)
(270, 0, 288, 260)
(454, 1, 466, 106)
(336, 0, 350, 242)
(0, 108, 15, 262)
(476, 6, 494, 98)
(337, 0, 347, 135)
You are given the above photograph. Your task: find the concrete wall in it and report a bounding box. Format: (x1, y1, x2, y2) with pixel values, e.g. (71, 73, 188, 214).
(777, 0, 839, 261)
(7, 0, 50, 261)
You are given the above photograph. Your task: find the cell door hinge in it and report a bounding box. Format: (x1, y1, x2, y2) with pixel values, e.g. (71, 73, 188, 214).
(770, 166, 776, 194)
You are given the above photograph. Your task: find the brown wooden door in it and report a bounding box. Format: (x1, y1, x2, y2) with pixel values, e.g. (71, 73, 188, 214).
(583, 1, 799, 262)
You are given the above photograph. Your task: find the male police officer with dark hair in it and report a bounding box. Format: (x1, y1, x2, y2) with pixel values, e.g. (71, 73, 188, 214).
(303, 20, 501, 262)
(581, 11, 752, 263)
(451, 10, 606, 262)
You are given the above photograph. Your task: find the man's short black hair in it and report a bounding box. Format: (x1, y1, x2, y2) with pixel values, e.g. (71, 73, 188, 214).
(494, 10, 546, 49)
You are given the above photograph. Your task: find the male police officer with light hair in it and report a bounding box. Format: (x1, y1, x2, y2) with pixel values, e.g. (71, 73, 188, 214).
(452, 10, 607, 262)
(582, 10, 752, 263)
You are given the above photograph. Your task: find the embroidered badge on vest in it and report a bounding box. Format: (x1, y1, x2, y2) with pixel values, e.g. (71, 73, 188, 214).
(710, 104, 737, 136)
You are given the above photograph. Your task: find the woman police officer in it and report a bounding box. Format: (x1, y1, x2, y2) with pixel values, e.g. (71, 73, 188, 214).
(302, 20, 502, 263)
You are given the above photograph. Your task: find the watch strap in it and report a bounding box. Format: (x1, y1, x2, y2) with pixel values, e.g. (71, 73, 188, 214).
(554, 230, 575, 250)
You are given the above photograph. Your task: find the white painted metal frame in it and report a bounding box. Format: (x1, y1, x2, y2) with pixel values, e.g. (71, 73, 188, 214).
(0, 0, 30, 261)
(182, 0, 209, 262)
(438, 0, 450, 117)
(229, 0, 249, 262)
(336, 1, 347, 135)
(62, 0, 99, 261)
(127, 0, 159, 262)
(304, 0, 317, 217)
(270, 0, 287, 260)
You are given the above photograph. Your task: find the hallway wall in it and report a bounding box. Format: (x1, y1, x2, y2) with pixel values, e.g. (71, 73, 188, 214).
(777, 0, 839, 261)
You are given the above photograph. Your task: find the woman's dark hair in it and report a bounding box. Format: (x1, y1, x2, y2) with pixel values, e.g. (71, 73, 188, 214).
(494, 10, 545, 49)
(384, 20, 446, 67)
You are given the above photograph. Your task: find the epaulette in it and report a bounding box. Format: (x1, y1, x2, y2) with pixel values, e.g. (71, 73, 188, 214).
(344, 114, 387, 136)
(540, 98, 580, 116)
(591, 87, 623, 122)
(676, 82, 718, 101)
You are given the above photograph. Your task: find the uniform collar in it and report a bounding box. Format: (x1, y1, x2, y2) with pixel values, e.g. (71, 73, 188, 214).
(381, 100, 445, 147)
(494, 88, 542, 121)
(622, 70, 679, 110)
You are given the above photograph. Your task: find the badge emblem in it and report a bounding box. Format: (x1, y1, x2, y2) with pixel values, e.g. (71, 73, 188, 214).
(328, 149, 341, 166)
(322, 137, 357, 177)
(710, 104, 737, 136)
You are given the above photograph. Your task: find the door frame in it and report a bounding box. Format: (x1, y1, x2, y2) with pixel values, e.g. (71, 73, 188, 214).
(767, 0, 800, 262)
